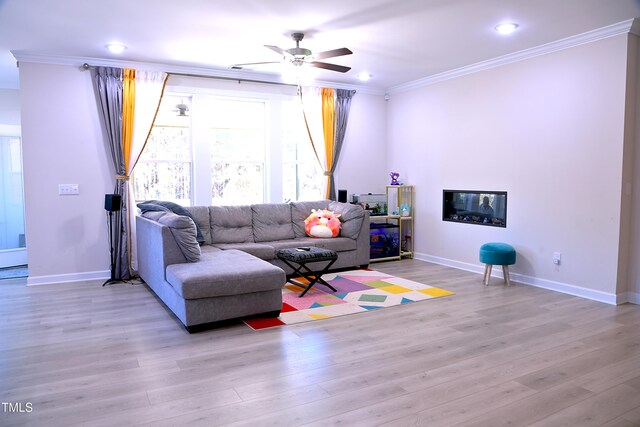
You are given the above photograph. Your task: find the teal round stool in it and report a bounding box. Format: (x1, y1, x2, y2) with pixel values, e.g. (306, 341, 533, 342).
(479, 242, 516, 286)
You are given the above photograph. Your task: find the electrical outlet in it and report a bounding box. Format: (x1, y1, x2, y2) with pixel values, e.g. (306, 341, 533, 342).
(553, 252, 561, 265)
(58, 184, 79, 195)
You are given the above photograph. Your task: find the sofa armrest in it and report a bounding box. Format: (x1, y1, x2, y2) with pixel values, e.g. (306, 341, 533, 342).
(136, 215, 188, 286)
(355, 211, 370, 266)
(328, 201, 370, 266)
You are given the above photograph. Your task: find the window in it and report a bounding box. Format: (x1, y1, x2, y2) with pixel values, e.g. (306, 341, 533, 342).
(134, 85, 322, 206)
(282, 100, 323, 202)
(133, 95, 191, 205)
(207, 98, 266, 205)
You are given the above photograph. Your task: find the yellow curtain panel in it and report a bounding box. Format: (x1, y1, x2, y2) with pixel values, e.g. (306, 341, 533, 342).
(122, 68, 136, 173)
(321, 88, 335, 198)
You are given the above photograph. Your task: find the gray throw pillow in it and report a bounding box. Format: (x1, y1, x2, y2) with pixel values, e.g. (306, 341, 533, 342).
(155, 211, 201, 263)
(138, 200, 205, 245)
(140, 211, 166, 222)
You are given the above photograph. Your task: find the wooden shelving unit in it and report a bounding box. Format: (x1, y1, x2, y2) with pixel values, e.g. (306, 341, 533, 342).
(370, 185, 414, 262)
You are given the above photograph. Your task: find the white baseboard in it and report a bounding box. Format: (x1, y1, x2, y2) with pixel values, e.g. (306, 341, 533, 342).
(626, 292, 640, 304)
(21, 258, 640, 306)
(416, 253, 481, 275)
(414, 252, 623, 305)
(27, 270, 109, 286)
(1, 277, 27, 285)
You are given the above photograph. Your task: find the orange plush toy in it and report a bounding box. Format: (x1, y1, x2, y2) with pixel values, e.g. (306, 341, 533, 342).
(304, 209, 341, 238)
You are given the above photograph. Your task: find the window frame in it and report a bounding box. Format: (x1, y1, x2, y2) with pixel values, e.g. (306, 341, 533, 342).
(134, 82, 322, 206)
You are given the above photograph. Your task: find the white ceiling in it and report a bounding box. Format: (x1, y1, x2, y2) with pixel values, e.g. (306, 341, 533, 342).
(1, 0, 640, 91)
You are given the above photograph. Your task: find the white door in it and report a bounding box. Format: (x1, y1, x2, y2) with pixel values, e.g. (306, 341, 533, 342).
(0, 125, 26, 269)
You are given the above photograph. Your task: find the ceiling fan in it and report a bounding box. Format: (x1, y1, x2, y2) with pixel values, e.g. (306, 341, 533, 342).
(232, 32, 353, 73)
(172, 101, 189, 117)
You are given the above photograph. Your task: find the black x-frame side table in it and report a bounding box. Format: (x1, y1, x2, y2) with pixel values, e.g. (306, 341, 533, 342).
(277, 247, 338, 297)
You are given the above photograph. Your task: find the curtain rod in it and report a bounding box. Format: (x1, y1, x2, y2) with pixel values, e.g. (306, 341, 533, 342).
(82, 63, 298, 88)
(82, 63, 356, 93)
(169, 72, 356, 94)
(168, 72, 299, 88)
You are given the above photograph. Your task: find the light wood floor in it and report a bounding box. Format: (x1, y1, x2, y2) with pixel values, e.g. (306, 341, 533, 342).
(1, 259, 640, 426)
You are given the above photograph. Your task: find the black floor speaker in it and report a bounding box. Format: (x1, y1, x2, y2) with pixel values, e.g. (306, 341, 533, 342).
(104, 194, 121, 212)
(338, 189, 347, 203)
(103, 193, 123, 286)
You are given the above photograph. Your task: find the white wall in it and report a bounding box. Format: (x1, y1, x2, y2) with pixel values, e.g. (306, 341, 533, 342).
(628, 32, 640, 303)
(17, 63, 386, 283)
(19, 63, 113, 283)
(17, 35, 635, 299)
(387, 35, 630, 302)
(334, 91, 388, 199)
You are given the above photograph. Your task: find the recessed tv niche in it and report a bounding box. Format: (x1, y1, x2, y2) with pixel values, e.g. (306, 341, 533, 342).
(443, 190, 507, 227)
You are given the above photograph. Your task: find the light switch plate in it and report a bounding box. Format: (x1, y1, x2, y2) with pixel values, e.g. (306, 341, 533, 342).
(58, 184, 79, 195)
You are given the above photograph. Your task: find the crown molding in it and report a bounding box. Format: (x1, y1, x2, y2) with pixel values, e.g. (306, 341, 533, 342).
(12, 17, 637, 97)
(630, 17, 640, 36)
(388, 18, 639, 95)
(10, 51, 385, 95)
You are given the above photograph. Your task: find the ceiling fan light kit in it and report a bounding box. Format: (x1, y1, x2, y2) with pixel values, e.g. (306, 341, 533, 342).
(232, 32, 353, 75)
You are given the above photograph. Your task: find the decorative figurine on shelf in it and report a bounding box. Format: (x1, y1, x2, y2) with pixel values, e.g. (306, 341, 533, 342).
(389, 171, 400, 185)
(401, 205, 411, 217)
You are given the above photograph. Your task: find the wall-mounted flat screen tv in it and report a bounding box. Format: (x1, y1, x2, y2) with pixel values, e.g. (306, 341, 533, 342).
(443, 190, 507, 227)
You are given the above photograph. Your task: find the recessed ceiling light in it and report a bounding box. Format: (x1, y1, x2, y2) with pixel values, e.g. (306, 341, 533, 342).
(105, 43, 127, 54)
(495, 23, 519, 35)
(357, 72, 372, 82)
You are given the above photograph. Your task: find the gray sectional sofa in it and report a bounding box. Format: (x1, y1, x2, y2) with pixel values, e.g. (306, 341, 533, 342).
(136, 200, 370, 332)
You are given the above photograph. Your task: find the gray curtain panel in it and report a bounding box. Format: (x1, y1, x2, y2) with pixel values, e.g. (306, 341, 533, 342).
(328, 89, 356, 200)
(91, 67, 131, 280)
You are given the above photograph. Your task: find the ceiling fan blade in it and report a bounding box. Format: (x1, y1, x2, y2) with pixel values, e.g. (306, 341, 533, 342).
(314, 48, 353, 60)
(230, 61, 281, 69)
(264, 45, 289, 56)
(309, 61, 351, 73)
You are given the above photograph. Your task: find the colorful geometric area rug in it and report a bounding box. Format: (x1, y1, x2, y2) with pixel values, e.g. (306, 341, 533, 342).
(243, 269, 454, 330)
